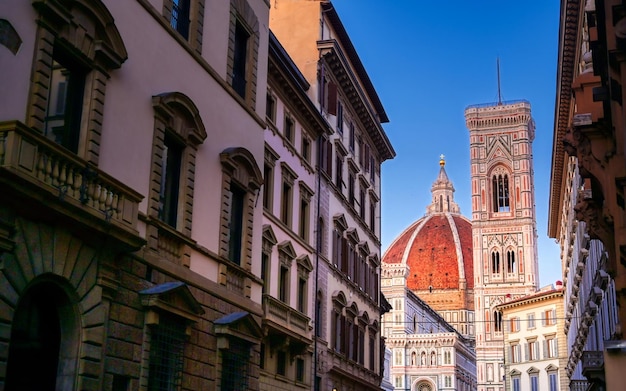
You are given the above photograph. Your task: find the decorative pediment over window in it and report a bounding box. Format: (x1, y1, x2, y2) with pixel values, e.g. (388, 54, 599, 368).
(152, 92, 207, 145)
(140, 281, 204, 322)
(331, 290, 347, 308)
(527, 366, 539, 374)
(346, 228, 359, 243)
(545, 364, 559, 372)
(278, 241, 297, 260)
(220, 147, 263, 191)
(214, 311, 263, 344)
(359, 241, 370, 254)
(296, 255, 313, 272)
(369, 253, 380, 267)
(33, 0, 128, 69)
(345, 302, 359, 317)
(509, 369, 521, 377)
(333, 213, 348, 231)
(262, 224, 277, 246)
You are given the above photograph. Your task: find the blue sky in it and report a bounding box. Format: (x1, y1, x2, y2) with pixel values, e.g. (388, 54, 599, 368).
(331, 1, 562, 287)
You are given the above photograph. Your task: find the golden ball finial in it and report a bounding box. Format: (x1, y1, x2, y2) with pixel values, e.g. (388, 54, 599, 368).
(439, 154, 446, 167)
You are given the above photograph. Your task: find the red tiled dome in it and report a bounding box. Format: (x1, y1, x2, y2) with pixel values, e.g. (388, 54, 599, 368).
(383, 213, 474, 291)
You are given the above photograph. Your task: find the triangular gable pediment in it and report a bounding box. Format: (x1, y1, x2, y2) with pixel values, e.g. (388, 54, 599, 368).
(545, 364, 559, 372)
(509, 369, 521, 376)
(369, 253, 380, 266)
(527, 366, 539, 374)
(140, 281, 204, 322)
(486, 134, 512, 161)
(346, 228, 359, 243)
(278, 241, 297, 259)
(358, 241, 370, 254)
(333, 213, 348, 231)
(214, 311, 263, 344)
(263, 224, 277, 246)
(296, 254, 313, 272)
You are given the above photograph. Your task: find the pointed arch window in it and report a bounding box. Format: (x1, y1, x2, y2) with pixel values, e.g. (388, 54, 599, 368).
(507, 250, 516, 274)
(492, 173, 510, 212)
(494, 310, 502, 332)
(491, 251, 501, 275)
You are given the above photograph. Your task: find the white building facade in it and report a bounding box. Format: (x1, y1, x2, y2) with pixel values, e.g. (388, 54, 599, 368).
(382, 261, 477, 391)
(497, 287, 567, 391)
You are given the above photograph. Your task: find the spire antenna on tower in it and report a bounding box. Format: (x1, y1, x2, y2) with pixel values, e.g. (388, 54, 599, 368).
(497, 57, 502, 105)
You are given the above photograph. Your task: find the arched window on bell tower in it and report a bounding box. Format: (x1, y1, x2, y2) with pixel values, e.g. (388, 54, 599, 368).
(491, 251, 501, 275)
(493, 310, 502, 332)
(492, 173, 510, 212)
(507, 250, 516, 274)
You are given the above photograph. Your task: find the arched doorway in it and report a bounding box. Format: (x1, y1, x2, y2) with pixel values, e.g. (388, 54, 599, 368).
(5, 279, 79, 390)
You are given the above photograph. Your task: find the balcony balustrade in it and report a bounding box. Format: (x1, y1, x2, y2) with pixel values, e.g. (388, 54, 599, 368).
(0, 121, 143, 249)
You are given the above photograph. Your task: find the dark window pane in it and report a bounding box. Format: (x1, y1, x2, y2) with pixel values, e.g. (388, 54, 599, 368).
(229, 184, 245, 264)
(232, 21, 249, 98)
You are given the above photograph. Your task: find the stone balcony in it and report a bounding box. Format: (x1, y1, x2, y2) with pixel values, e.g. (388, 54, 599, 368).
(581, 350, 604, 382)
(569, 379, 589, 391)
(262, 294, 311, 355)
(0, 121, 143, 250)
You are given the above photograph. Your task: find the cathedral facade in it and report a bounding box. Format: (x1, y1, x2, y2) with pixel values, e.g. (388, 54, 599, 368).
(465, 100, 540, 391)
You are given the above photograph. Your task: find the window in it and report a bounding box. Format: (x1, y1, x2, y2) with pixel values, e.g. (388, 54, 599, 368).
(299, 182, 313, 241)
(528, 313, 536, 329)
(28, 0, 128, 164)
(297, 277, 307, 313)
(284, 115, 294, 143)
(296, 358, 305, 382)
(530, 373, 539, 391)
(337, 102, 344, 134)
(512, 377, 521, 391)
(349, 122, 355, 151)
(491, 251, 501, 275)
(232, 21, 249, 98)
(335, 154, 344, 189)
(510, 343, 521, 363)
(395, 376, 402, 388)
(149, 93, 207, 265)
(494, 311, 502, 332)
(348, 171, 355, 207)
(219, 148, 263, 286)
(228, 183, 245, 264)
(315, 293, 323, 337)
(492, 172, 510, 212)
(369, 335, 375, 370)
(263, 146, 279, 213)
(359, 187, 366, 219)
(159, 133, 184, 227)
(507, 249, 516, 273)
(543, 308, 557, 326)
(279, 265, 289, 303)
(44, 55, 86, 153)
(263, 164, 273, 211)
(369, 197, 377, 231)
(170, 0, 190, 39)
(221, 339, 251, 391)
(163, 0, 206, 52)
(148, 313, 186, 391)
(280, 164, 296, 227)
(445, 376, 452, 387)
(545, 336, 558, 358)
(226, 2, 259, 105)
(261, 252, 270, 294)
(276, 350, 287, 376)
(302, 136, 311, 163)
(319, 136, 332, 176)
(266, 92, 276, 123)
(394, 349, 402, 365)
(527, 339, 539, 361)
(510, 316, 520, 333)
(549, 372, 558, 391)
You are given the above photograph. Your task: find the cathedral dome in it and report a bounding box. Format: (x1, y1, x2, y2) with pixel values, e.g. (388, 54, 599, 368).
(383, 213, 474, 292)
(382, 157, 474, 311)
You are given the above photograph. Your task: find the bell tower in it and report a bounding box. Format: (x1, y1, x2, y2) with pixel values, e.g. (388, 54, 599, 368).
(465, 100, 539, 391)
